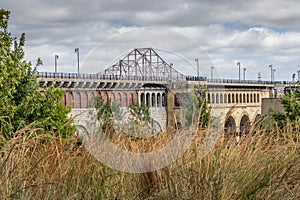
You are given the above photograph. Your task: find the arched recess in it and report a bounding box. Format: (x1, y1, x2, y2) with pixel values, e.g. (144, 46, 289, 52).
(157, 93, 161, 107)
(224, 116, 236, 134)
(140, 93, 145, 105)
(81, 92, 88, 108)
(240, 115, 250, 134)
(146, 93, 150, 107)
(74, 91, 81, 109)
(162, 93, 166, 107)
(151, 93, 156, 107)
(123, 93, 128, 107)
(71, 92, 74, 108)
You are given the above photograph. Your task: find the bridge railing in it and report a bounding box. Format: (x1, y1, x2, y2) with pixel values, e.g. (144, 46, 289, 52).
(37, 72, 178, 82)
(186, 75, 293, 85)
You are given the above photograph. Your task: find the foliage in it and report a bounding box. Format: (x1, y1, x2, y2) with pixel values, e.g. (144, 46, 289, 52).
(0, 9, 73, 139)
(0, 118, 299, 199)
(129, 101, 150, 126)
(269, 88, 300, 128)
(182, 88, 210, 129)
(91, 95, 124, 132)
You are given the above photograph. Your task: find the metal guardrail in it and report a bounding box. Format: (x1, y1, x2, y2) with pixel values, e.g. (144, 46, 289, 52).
(37, 72, 172, 82)
(37, 72, 295, 85)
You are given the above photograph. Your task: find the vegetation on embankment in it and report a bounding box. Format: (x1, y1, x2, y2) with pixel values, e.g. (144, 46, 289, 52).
(0, 121, 299, 199)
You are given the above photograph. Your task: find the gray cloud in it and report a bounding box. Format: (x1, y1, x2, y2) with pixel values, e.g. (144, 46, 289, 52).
(2, 0, 300, 80)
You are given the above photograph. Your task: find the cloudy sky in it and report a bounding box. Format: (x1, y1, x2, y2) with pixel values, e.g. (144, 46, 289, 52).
(2, 0, 300, 81)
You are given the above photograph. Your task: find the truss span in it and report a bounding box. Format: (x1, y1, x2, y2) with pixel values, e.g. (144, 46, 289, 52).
(101, 48, 186, 82)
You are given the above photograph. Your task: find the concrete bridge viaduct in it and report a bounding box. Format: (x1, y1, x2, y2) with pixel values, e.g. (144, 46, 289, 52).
(38, 48, 288, 134)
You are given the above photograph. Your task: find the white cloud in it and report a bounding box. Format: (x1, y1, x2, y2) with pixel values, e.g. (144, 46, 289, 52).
(2, 0, 300, 80)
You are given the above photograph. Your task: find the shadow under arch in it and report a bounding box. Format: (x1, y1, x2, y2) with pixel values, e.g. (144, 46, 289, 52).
(224, 116, 236, 134)
(240, 114, 250, 134)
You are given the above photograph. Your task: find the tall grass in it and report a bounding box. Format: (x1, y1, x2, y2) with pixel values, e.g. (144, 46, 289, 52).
(0, 121, 299, 199)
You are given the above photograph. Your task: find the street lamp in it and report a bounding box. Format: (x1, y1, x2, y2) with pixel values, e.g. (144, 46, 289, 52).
(237, 62, 241, 81)
(75, 48, 80, 76)
(269, 64, 273, 82)
(297, 70, 300, 81)
(273, 69, 276, 82)
(54, 54, 59, 73)
(211, 66, 214, 79)
(243, 67, 246, 81)
(195, 58, 199, 80)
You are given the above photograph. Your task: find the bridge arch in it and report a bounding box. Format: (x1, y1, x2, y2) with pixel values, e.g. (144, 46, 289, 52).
(239, 114, 250, 133)
(224, 116, 236, 134)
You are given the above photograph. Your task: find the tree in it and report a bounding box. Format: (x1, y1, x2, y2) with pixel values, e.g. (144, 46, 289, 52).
(181, 89, 210, 129)
(91, 95, 124, 133)
(269, 88, 300, 128)
(0, 9, 73, 139)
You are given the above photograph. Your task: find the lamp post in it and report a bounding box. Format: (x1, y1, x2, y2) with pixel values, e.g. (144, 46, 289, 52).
(75, 48, 80, 76)
(297, 70, 300, 81)
(195, 58, 199, 80)
(237, 62, 241, 82)
(269, 64, 273, 82)
(211, 66, 214, 79)
(243, 67, 246, 81)
(273, 69, 276, 82)
(54, 54, 59, 73)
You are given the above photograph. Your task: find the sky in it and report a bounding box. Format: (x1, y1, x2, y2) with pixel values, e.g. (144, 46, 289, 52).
(2, 0, 300, 81)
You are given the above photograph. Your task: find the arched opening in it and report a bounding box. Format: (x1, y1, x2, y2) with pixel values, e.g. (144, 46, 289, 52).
(146, 93, 150, 107)
(232, 94, 235, 103)
(162, 93, 166, 107)
(224, 94, 227, 103)
(224, 116, 236, 134)
(240, 94, 243, 103)
(240, 115, 250, 134)
(254, 93, 256, 103)
(157, 93, 161, 107)
(151, 93, 156, 107)
(243, 94, 245, 103)
(220, 93, 223, 103)
(250, 93, 253, 103)
(247, 93, 249, 103)
(212, 93, 215, 104)
(228, 93, 231, 103)
(207, 93, 211, 103)
(140, 93, 145, 105)
(236, 93, 238, 103)
(257, 93, 260, 103)
(216, 93, 219, 104)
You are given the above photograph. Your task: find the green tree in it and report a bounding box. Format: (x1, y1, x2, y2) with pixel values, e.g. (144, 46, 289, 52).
(91, 95, 124, 133)
(0, 9, 72, 139)
(129, 101, 150, 126)
(269, 88, 300, 128)
(182, 89, 210, 129)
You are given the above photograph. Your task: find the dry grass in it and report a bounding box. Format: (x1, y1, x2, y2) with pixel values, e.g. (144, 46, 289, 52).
(0, 121, 299, 199)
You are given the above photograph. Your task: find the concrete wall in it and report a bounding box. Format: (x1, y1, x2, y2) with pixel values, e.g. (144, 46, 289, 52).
(261, 98, 285, 117)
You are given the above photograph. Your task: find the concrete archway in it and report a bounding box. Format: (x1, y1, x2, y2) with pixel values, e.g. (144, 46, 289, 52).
(240, 114, 250, 133)
(224, 116, 236, 134)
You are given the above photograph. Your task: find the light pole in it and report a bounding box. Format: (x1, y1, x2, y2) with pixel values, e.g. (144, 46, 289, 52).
(237, 62, 241, 82)
(75, 48, 80, 76)
(297, 70, 300, 81)
(211, 66, 214, 79)
(269, 64, 273, 82)
(195, 58, 199, 80)
(273, 69, 276, 82)
(243, 67, 246, 81)
(258, 72, 261, 81)
(54, 54, 59, 73)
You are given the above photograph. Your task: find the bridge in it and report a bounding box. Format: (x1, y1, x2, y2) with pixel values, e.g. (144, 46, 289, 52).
(38, 48, 293, 135)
